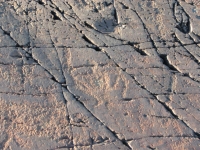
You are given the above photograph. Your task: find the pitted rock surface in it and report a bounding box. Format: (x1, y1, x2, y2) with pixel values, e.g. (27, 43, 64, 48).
(0, 0, 200, 150)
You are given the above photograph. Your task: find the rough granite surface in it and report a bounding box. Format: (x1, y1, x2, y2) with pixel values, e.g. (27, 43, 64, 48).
(0, 0, 200, 150)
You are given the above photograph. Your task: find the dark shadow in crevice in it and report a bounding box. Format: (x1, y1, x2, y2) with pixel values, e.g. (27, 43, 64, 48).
(94, 18, 117, 33)
(159, 54, 178, 71)
(51, 11, 61, 21)
(38, 0, 45, 5)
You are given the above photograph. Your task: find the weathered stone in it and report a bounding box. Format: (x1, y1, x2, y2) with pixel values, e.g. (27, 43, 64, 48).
(0, 0, 200, 149)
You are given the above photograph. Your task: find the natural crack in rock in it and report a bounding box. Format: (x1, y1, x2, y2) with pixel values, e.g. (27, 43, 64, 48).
(0, 0, 200, 150)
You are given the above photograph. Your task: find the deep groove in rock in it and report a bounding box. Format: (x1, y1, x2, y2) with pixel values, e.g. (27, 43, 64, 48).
(134, 47, 147, 56)
(103, 2, 112, 7)
(65, 87, 132, 149)
(93, 46, 101, 51)
(38, 0, 44, 5)
(84, 21, 94, 29)
(3, 30, 11, 36)
(157, 101, 178, 119)
(119, 2, 129, 9)
(174, 2, 190, 34)
(113, 0, 118, 24)
(51, 11, 61, 21)
(147, 146, 156, 150)
(194, 131, 200, 139)
(176, 21, 190, 34)
(159, 54, 178, 71)
(157, 101, 200, 140)
(121, 139, 131, 149)
(122, 98, 133, 101)
(127, 42, 147, 56)
(82, 35, 94, 45)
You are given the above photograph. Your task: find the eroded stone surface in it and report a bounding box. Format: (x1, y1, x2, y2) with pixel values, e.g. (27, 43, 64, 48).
(0, 0, 200, 149)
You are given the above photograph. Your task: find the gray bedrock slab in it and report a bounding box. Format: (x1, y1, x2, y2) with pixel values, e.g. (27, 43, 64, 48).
(0, 0, 200, 149)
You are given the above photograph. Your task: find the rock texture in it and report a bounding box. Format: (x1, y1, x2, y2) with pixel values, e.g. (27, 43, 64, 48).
(0, 0, 200, 149)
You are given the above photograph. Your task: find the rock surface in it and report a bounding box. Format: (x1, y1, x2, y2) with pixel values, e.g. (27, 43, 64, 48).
(0, 0, 200, 149)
